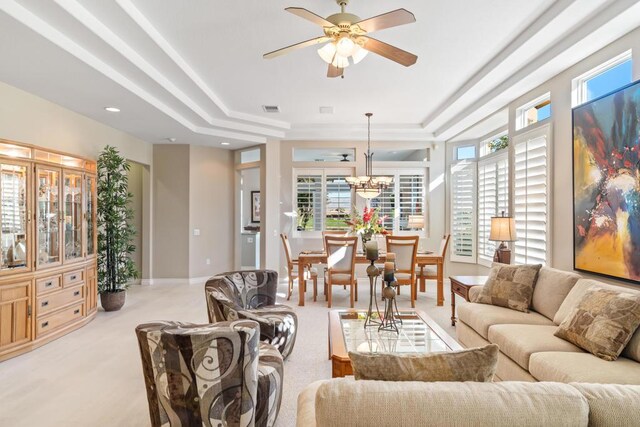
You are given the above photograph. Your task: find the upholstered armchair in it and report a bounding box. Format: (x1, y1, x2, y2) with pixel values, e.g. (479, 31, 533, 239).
(135, 320, 283, 427)
(205, 270, 298, 360)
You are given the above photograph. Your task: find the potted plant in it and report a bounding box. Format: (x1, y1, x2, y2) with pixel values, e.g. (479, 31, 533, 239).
(346, 206, 389, 252)
(97, 146, 138, 311)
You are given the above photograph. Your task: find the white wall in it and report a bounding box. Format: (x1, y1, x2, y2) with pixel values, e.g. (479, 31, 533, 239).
(0, 81, 152, 165)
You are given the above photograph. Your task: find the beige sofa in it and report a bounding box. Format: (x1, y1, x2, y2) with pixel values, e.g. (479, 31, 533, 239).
(456, 266, 640, 383)
(297, 378, 640, 426)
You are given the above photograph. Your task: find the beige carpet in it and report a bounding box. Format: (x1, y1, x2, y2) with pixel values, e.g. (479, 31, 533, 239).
(0, 277, 467, 426)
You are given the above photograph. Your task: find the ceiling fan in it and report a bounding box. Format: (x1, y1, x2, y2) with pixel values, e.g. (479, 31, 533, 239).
(263, 0, 418, 78)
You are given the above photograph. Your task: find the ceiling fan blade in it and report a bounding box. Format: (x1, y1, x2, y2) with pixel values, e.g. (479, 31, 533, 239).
(285, 7, 334, 28)
(359, 36, 417, 67)
(264, 36, 332, 59)
(354, 9, 416, 33)
(327, 64, 343, 78)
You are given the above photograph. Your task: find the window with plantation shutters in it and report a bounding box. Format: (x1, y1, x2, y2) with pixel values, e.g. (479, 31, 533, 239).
(450, 161, 476, 263)
(294, 169, 353, 233)
(295, 173, 322, 231)
(325, 175, 352, 231)
(513, 125, 549, 265)
(477, 153, 509, 266)
(370, 170, 426, 233)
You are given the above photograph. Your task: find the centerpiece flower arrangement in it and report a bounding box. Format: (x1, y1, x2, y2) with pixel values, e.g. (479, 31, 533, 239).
(346, 206, 389, 250)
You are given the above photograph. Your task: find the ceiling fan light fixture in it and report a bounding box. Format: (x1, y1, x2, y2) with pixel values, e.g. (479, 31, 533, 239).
(331, 54, 350, 69)
(351, 45, 368, 64)
(317, 42, 337, 64)
(336, 36, 356, 56)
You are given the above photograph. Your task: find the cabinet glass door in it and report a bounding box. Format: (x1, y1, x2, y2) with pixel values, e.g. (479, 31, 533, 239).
(84, 175, 96, 256)
(64, 172, 83, 261)
(36, 167, 60, 266)
(0, 163, 29, 271)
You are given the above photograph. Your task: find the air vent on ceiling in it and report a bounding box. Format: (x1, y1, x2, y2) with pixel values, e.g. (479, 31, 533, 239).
(319, 106, 334, 114)
(262, 105, 280, 113)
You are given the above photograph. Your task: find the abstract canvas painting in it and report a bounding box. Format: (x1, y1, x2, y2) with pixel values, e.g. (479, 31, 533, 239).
(573, 80, 640, 283)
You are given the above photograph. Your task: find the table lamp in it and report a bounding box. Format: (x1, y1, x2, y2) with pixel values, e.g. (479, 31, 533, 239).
(489, 211, 517, 264)
(407, 215, 424, 230)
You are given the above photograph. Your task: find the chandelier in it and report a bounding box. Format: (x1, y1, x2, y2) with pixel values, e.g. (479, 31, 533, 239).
(345, 113, 393, 199)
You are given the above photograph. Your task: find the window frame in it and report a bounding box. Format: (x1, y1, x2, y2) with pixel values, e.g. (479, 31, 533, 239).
(477, 150, 509, 267)
(512, 123, 552, 266)
(571, 50, 632, 107)
(449, 160, 477, 263)
(515, 92, 551, 131)
(292, 167, 354, 237)
(370, 168, 428, 235)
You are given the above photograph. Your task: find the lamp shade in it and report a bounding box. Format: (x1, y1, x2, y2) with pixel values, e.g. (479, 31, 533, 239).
(407, 215, 424, 229)
(489, 216, 517, 242)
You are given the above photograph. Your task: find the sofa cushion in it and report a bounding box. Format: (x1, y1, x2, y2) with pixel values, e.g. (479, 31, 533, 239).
(569, 383, 640, 427)
(457, 302, 554, 339)
(488, 324, 583, 370)
(296, 380, 323, 427)
(553, 278, 640, 324)
(554, 286, 640, 361)
(623, 327, 640, 363)
(529, 352, 640, 384)
(531, 267, 581, 321)
(348, 344, 498, 382)
(313, 378, 589, 427)
(476, 264, 542, 312)
(469, 285, 483, 302)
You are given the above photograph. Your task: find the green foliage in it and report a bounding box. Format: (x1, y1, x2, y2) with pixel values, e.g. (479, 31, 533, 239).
(97, 146, 138, 293)
(489, 135, 509, 152)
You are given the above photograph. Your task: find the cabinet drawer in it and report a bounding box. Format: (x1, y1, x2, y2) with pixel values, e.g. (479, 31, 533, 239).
(63, 270, 84, 287)
(37, 285, 84, 317)
(37, 303, 84, 337)
(36, 275, 62, 295)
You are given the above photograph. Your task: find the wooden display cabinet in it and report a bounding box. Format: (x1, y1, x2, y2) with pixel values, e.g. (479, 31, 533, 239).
(0, 139, 98, 362)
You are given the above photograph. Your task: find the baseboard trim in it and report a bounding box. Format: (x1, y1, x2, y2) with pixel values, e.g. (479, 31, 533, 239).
(140, 276, 210, 286)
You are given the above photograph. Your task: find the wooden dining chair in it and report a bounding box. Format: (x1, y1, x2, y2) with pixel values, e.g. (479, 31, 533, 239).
(324, 235, 358, 308)
(280, 233, 317, 301)
(419, 234, 451, 288)
(322, 231, 350, 293)
(386, 235, 419, 308)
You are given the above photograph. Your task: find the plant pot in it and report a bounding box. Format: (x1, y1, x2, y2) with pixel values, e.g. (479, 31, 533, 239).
(100, 290, 126, 312)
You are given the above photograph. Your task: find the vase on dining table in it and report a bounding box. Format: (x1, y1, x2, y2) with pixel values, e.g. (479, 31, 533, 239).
(361, 231, 374, 254)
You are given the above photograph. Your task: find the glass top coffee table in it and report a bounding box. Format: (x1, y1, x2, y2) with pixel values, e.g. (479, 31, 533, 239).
(328, 309, 463, 377)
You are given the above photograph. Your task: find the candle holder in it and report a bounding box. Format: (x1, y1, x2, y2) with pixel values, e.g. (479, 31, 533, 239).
(364, 241, 382, 328)
(379, 260, 402, 333)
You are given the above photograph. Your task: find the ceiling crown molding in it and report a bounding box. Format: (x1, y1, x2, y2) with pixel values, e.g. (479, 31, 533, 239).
(0, 0, 267, 143)
(55, 0, 285, 139)
(115, 0, 290, 131)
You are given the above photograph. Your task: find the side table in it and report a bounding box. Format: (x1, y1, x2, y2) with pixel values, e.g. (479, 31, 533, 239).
(450, 276, 487, 326)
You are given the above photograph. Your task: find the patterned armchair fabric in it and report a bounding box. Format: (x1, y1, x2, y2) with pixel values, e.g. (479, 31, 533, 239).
(205, 270, 298, 360)
(135, 320, 283, 427)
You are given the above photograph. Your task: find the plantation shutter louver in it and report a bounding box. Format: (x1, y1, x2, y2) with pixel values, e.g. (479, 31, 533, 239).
(370, 181, 395, 230)
(398, 174, 425, 230)
(477, 153, 509, 265)
(450, 161, 476, 263)
(296, 174, 322, 231)
(514, 126, 549, 265)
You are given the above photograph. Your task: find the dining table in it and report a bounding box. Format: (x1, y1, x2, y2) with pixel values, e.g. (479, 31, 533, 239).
(296, 250, 445, 307)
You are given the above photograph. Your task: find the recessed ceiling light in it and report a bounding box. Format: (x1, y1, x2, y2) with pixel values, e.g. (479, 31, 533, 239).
(221, 142, 230, 146)
(104, 107, 120, 112)
(166, 137, 176, 142)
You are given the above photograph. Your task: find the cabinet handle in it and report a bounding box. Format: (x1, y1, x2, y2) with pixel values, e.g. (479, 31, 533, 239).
(41, 301, 49, 307)
(73, 290, 80, 296)
(45, 281, 53, 288)
(42, 321, 49, 328)
(70, 275, 77, 281)
(73, 309, 80, 315)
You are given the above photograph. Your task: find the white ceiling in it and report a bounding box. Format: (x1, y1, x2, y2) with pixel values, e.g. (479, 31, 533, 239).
(0, 0, 639, 149)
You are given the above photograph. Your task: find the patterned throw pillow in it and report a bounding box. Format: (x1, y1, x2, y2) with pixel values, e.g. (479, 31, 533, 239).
(554, 287, 640, 361)
(348, 344, 498, 382)
(475, 264, 542, 312)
